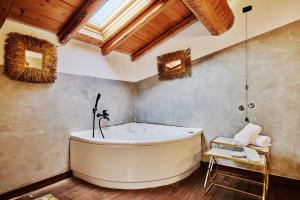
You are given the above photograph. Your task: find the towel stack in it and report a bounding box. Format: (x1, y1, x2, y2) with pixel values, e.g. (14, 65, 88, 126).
(233, 123, 271, 147)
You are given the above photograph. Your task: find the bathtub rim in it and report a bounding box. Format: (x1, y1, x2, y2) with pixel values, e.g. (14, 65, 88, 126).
(70, 124, 203, 146)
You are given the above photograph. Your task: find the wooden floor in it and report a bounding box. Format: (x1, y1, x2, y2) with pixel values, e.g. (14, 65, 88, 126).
(16, 167, 300, 200)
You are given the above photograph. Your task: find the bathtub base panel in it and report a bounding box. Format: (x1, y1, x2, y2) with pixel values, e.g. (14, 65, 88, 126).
(73, 163, 200, 189)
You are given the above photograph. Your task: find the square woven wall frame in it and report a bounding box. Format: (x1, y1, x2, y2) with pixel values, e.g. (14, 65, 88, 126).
(157, 48, 191, 80)
(4, 32, 57, 83)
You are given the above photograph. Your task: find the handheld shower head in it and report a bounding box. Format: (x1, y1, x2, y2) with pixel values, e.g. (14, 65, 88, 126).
(93, 93, 101, 114)
(93, 93, 101, 138)
(95, 93, 101, 108)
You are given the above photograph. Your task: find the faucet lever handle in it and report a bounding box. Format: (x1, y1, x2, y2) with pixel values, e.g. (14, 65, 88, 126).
(103, 109, 109, 116)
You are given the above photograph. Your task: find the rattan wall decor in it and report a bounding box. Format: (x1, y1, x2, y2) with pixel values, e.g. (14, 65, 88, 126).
(157, 48, 191, 80)
(4, 32, 57, 83)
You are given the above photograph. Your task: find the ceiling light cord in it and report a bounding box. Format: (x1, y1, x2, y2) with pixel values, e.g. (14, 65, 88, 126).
(242, 5, 252, 123)
(245, 11, 249, 123)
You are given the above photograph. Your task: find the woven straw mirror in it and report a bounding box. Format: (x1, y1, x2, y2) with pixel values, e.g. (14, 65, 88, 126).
(5, 32, 57, 83)
(157, 48, 191, 80)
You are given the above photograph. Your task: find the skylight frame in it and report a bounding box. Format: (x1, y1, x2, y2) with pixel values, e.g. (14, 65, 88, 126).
(84, 0, 153, 41)
(88, 0, 134, 32)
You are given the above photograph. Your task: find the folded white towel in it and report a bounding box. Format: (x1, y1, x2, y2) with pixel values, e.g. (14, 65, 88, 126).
(231, 151, 246, 158)
(251, 135, 271, 147)
(243, 147, 261, 162)
(234, 123, 262, 146)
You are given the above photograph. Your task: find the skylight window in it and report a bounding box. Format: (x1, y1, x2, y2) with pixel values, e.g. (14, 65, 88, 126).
(89, 0, 132, 29)
(85, 0, 153, 40)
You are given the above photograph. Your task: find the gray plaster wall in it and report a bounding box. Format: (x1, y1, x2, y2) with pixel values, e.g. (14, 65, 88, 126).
(1, 20, 300, 195)
(0, 68, 136, 194)
(136, 20, 300, 180)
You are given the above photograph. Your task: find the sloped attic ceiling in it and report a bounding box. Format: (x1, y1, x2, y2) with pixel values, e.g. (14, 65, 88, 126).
(0, 0, 234, 61)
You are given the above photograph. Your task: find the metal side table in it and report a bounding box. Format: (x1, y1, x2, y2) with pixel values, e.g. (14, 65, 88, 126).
(204, 137, 270, 200)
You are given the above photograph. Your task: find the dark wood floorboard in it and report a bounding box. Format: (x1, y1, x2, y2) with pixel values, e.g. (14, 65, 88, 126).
(15, 167, 300, 200)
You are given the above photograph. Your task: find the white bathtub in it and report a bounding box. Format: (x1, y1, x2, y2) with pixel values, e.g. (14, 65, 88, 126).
(70, 122, 202, 189)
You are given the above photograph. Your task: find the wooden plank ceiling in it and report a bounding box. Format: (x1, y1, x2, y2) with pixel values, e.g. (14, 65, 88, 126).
(2, 0, 234, 61)
(9, 0, 85, 33)
(115, 0, 194, 58)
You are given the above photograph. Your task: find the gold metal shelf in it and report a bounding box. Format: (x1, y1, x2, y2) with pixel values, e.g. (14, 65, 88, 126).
(210, 136, 270, 153)
(204, 137, 270, 200)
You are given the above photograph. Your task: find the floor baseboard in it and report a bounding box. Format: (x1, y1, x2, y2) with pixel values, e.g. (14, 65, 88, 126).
(0, 171, 72, 200)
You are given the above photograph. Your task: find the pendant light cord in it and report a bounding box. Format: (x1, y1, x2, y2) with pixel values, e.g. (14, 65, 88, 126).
(245, 12, 249, 122)
(242, 5, 252, 122)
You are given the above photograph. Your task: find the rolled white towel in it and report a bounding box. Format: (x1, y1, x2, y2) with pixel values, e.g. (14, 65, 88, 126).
(234, 123, 262, 146)
(251, 135, 271, 147)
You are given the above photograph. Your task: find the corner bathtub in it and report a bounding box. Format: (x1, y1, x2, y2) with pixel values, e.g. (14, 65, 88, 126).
(70, 123, 202, 189)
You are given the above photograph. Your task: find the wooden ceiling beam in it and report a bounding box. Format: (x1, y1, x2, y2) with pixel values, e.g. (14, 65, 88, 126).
(131, 14, 196, 61)
(181, 0, 234, 35)
(57, 0, 107, 45)
(101, 0, 177, 56)
(0, 0, 15, 28)
(73, 32, 103, 47)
